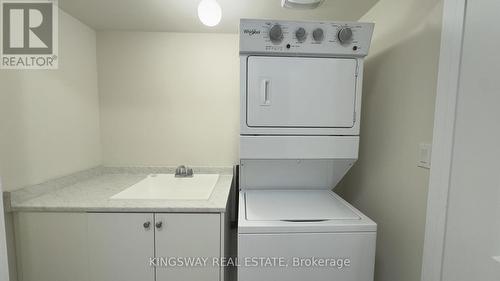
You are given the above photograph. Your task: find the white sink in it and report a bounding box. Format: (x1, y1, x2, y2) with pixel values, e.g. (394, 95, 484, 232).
(111, 174, 219, 200)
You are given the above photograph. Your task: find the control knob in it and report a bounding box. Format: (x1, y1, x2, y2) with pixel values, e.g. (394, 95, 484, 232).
(269, 24, 283, 43)
(312, 28, 324, 42)
(338, 27, 353, 44)
(295, 27, 307, 42)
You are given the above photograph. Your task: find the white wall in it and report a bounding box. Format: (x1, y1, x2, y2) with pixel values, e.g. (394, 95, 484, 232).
(440, 0, 500, 279)
(97, 32, 239, 167)
(0, 11, 101, 192)
(336, 1, 443, 281)
(0, 181, 9, 281)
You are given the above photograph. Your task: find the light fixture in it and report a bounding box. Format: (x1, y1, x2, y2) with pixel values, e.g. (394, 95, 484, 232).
(197, 0, 222, 27)
(281, 0, 325, 9)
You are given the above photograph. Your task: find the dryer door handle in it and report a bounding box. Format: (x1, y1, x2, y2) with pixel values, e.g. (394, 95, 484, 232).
(260, 79, 271, 106)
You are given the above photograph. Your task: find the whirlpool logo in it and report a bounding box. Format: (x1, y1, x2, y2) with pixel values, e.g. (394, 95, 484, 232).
(1, 0, 58, 69)
(243, 29, 261, 36)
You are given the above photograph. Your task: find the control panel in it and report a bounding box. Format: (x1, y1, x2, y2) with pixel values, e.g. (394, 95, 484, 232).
(240, 19, 374, 57)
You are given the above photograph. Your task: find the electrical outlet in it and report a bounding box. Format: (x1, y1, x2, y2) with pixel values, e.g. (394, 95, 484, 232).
(418, 143, 432, 169)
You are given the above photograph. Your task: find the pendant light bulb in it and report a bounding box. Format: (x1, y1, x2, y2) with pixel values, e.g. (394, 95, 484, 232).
(198, 0, 222, 27)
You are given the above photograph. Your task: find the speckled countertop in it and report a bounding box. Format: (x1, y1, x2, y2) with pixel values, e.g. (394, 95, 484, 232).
(5, 166, 234, 213)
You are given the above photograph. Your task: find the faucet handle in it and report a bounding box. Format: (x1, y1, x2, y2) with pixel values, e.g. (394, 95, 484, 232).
(175, 165, 195, 177)
(175, 165, 186, 177)
(175, 165, 194, 177)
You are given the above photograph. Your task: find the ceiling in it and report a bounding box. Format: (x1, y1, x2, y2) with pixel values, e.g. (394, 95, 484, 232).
(59, 0, 379, 33)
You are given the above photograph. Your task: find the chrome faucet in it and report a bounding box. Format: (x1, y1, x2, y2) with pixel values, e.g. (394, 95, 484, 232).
(175, 165, 193, 178)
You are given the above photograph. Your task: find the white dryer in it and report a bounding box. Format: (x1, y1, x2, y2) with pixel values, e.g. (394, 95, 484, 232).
(238, 19, 376, 281)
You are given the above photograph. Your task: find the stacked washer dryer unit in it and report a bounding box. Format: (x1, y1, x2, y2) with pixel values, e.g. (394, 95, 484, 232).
(238, 19, 376, 281)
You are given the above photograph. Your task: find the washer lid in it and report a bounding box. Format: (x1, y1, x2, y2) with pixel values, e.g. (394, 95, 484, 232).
(244, 190, 360, 221)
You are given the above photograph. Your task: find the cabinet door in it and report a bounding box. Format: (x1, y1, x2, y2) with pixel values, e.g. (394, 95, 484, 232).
(87, 213, 154, 281)
(155, 213, 220, 281)
(14, 212, 89, 281)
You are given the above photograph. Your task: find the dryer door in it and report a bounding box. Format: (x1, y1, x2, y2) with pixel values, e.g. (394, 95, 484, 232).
(246, 56, 357, 128)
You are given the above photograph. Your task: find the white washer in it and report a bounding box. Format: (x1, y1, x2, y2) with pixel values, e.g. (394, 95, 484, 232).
(238, 19, 376, 281)
(238, 190, 376, 281)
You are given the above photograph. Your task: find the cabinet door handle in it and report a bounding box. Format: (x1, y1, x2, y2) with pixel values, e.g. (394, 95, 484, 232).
(155, 221, 163, 229)
(143, 221, 151, 229)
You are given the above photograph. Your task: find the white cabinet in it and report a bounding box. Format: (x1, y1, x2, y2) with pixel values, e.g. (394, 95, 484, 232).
(14, 212, 223, 281)
(14, 212, 89, 281)
(88, 213, 221, 281)
(155, 214, 220, 281)
(87, 213, 155, 281)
